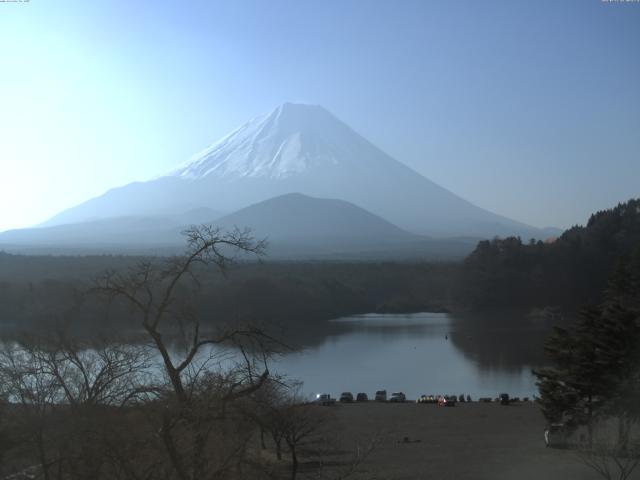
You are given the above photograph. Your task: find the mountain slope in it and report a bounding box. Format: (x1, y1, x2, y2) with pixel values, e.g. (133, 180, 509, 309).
(41, 102, 552, 239)
(0, 194, 478, 259)
(212, 193, 480, 259)
(215, 193, 413, 242)
(0, 208, 221, 249)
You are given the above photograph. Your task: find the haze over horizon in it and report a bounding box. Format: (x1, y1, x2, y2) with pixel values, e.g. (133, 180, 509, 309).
(1, 1, 639, 232)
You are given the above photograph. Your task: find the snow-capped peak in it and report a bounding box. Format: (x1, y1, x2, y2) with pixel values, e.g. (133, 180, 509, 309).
(167, 103, 371, 180)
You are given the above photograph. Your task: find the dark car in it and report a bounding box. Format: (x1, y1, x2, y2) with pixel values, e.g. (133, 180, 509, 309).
(499, 393, 510, 405)
(389, 392, 406, 403)
(356, 392, 368, 402)
(340, 392, 354, 403)
(375, 390, 387, 402)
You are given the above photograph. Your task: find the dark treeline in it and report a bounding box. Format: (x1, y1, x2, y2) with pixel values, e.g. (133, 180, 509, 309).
(0, 254, 457, 346)
(1, 198, 639, 339)
(455, 199, 640, 310)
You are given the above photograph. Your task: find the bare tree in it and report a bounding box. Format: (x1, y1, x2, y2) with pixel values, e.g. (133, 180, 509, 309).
(283, 403, 327, 480)
(33, 334, 155, 408)
(0, 332, 154, 480)
(242, 377, 292, 461)
(0, 338, 68, 480)
(0, 226, 283, 480)
(251, 386, 327, 480)
(92, 225, 269, 404)
(92, 225, 281, 480)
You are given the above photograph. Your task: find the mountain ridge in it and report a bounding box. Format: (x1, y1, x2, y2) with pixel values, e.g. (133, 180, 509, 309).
(0, 193, 479, 259)
(37, 102, 557, 239)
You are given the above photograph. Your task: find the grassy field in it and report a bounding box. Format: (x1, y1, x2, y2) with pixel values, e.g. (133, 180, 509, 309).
(320, 401, 603, 480)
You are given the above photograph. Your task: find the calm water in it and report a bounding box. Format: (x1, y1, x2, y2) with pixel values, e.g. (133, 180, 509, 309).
(1, 311, 549, 402)
(271, 312, 549, 401)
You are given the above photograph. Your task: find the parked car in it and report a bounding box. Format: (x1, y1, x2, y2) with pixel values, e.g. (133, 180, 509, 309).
(416, 394, 436, 404)
(437, 395, 456, 407)
(375, 390, 387, 402)
(389, 392, 406, 403)
(339, 392, 354, 403)
(315, 393, 336, 406)
(356, 392, 368, 402)
(544, 423, 568, 448)
(499, 393, 510, 405)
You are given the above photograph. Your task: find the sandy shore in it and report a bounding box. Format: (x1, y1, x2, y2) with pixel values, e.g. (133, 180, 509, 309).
(323, 401, 601, 480)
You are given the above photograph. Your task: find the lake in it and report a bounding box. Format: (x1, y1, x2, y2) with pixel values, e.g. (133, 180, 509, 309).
(271, 312, 550, 401)
(0, 310, 551, 403)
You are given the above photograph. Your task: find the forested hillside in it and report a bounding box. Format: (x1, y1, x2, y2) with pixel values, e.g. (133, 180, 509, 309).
(455, 199, 640, 309)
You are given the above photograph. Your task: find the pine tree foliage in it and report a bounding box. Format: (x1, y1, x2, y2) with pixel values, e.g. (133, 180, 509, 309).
(533, 254, 640, 441)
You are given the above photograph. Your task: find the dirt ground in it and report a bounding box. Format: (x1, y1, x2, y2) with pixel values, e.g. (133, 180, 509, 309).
(320, 401, 607, 480)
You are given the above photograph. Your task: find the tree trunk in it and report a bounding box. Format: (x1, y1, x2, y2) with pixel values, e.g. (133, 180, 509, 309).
(290, 445, 298, 480)
(192, 427, 208, 480)
(618, 414, 630, 454)
(587, 394, 593, 448)
(160, 412, 189, 480)
(36, 428, 51, 480)
(146, 326, 187, 403)
(272, 432, 282, 460)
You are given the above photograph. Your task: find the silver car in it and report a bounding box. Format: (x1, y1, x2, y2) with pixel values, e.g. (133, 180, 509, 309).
(389, 392, 406, 402)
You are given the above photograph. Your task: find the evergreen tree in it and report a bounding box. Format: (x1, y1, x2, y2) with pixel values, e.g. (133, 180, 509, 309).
(534, 307, 613, 442)
(534, 255, 640, 445)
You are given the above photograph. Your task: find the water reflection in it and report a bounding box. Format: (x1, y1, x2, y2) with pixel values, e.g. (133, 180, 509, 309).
(272, 312, 549, 400)
(1, 311, 552, 402)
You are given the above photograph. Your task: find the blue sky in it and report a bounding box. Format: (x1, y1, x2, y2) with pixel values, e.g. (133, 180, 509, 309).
(1, 0, 638, 231)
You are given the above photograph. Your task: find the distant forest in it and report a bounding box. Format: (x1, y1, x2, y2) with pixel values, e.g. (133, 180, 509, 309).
(1, 199, 638, 338)
(456, 198, 640, 309)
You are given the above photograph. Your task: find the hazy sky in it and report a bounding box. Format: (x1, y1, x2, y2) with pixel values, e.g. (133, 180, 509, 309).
(1, 0, 639, 232)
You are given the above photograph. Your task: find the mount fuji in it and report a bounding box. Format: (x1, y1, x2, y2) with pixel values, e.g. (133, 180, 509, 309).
(24, 103, 554, 246)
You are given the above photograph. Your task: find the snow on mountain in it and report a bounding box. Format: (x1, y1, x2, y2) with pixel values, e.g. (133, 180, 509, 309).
(38, 102, 551, 240)
(169, 103, 368, 180)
